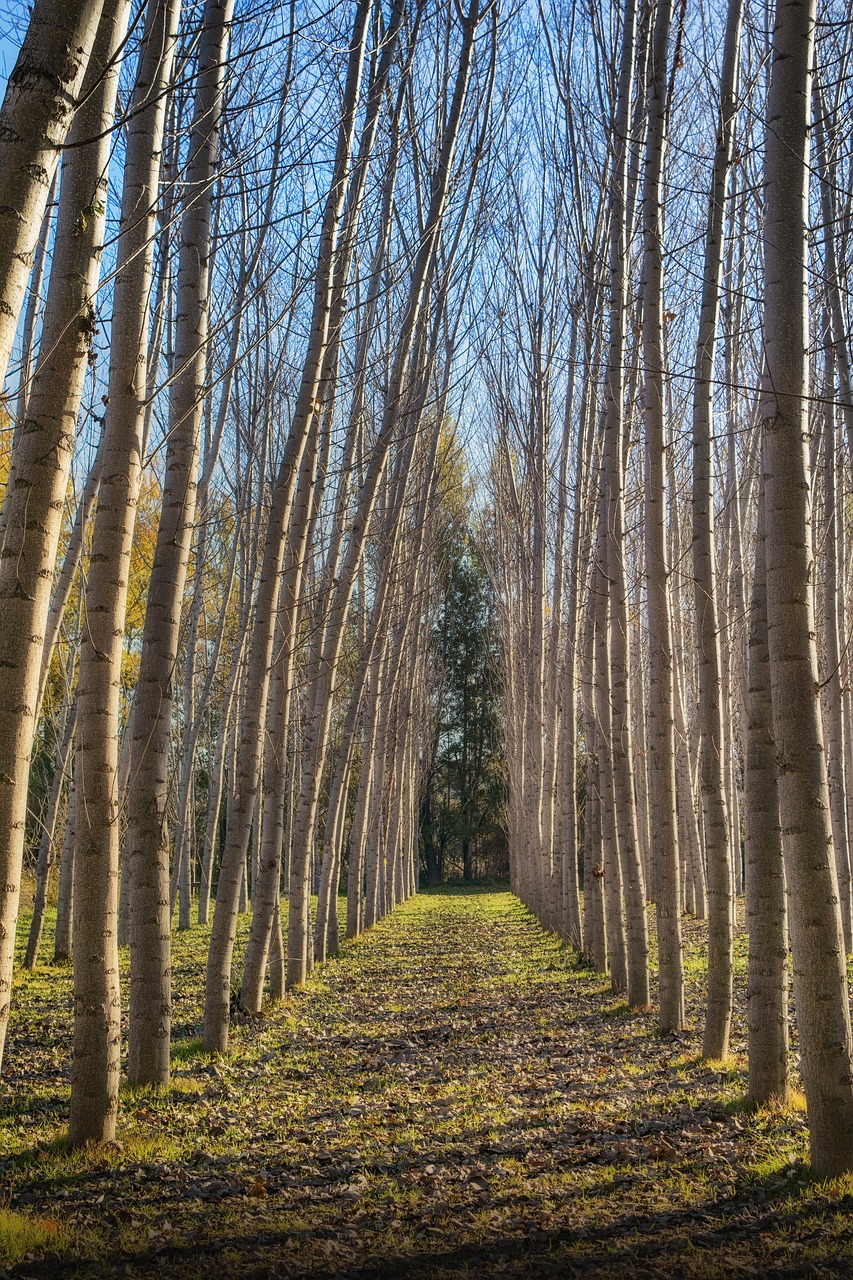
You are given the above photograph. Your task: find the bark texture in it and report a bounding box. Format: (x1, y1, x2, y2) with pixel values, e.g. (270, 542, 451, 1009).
(761, 0, 853, 1176)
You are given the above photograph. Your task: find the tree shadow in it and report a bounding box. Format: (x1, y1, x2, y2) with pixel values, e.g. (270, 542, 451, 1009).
(7, 1166, 844, 1280)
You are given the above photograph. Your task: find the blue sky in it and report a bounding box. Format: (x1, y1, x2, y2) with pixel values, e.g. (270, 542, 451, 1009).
(0, 0, 25, 89)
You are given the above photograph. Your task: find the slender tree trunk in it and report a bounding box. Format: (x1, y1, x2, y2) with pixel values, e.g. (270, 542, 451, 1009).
(0, 0, 129, 1074)
(603, 0, 649, 1011)
(170, 525, 239, 926)
(641, 0, 683, 1032)
(761, 0, 853, 1175)
(630, 599, 652, 898)
(0, 0, 106, 384)
(813, 82, 853, 462)
(69, 0, 180, 1145)
(692, 0, 741, 1058)
(745, 481, 788, 1104)
(203, 0, 373, 1052)
(24, 702, 76, 968)
(13, 167, 58, 432)
(127, 0, 233, 1086)
(198, 614, 250, 925)
(820, 337, 852, 953)
(238, 623, 295, 1007)
(594, 516, 627, 992)
(53, 785, 76, 963)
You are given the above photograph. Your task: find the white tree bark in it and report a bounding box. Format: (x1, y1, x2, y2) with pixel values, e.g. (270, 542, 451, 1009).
(126, 0, 234, 1088)
(640, 0, 683, 1033)
(692, 0, 741, 1056)
(69, 0, 180, 1144)
(761, 0, 853, 1176)
(203, 0, 374, 1051)
(0, 0, 105, 383)
(0, 0, 129, 1075)
(745, 478, 788, 1104)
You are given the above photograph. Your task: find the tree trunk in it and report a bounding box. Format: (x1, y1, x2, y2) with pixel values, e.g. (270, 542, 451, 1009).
(641, 0, 683, 1032)
(0, 0, 106, 384)
(594, 518, 627, 992)
(692, 0, 741, 1056)
(24, 702, 76, 968)
(53, 785, 76, 964)
(761, 0, 853, 1176)
(819, 337, 852, 954)
(0, 0, 129, 1074)
(69, 0, 180, 1145)
(745, 480, 788, 1104)
(126, 0, 233, 1087)
(13, 167, 58, 431)
(203, 0, 374, 1052)
(603, 0, 649, 1012)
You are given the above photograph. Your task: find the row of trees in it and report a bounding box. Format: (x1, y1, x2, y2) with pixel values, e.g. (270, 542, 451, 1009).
(2, 0, 853, 1183)
(478, 0, 853, 1177)
(0, 0, 500, 1145)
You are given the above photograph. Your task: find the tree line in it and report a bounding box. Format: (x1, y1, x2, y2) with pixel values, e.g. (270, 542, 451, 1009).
(0, 0, 500, 1144)
(479, 0, 853, 1178)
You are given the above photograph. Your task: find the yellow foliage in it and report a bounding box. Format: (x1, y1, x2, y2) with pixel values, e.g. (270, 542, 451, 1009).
(436, 418, 472, 529)
(125, 471, 162, 638)
(0, 403, 12, 494)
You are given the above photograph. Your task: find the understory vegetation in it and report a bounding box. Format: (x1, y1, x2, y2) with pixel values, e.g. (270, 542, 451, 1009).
(2, 887, 851, 1278)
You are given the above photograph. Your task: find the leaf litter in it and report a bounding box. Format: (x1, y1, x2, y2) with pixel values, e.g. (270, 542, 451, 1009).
(1, 886, 852, 1278)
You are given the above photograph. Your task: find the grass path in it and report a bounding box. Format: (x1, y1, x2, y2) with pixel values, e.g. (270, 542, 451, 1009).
(2, 886, 852, 1277)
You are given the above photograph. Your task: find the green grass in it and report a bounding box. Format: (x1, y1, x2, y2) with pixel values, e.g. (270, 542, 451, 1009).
(0, 1207, 70, 1265)
(1, 886, 851, 1276)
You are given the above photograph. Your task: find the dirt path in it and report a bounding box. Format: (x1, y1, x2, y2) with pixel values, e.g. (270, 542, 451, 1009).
(2, 887, 850, 1277)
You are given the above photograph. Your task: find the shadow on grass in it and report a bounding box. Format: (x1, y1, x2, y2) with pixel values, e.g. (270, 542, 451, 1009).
(6, 1167, 844, 1280)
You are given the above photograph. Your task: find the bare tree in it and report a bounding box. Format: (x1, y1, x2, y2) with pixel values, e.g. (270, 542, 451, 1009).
(0, 0, 130, 1074)
(692, 0, 742, 1058)
(745, 477, 788, 1104)
(0, 0, 106, 383)
(126, 0, 235, 1089)
(640, 0, 682, 1030)
(69, 0, 180, 1144)
(761, 0, 853, 1176)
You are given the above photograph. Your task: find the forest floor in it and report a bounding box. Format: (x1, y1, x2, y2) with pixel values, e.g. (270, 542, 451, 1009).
(2, 886, 853, 1279)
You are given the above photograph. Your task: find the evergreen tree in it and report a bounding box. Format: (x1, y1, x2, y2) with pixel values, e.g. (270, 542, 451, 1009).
(422, 529, 506, 884)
